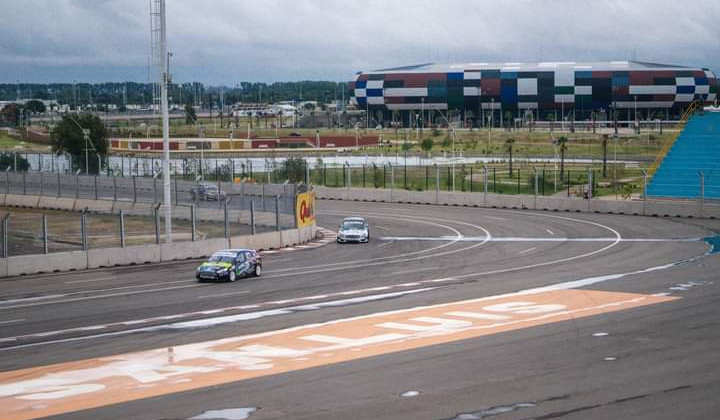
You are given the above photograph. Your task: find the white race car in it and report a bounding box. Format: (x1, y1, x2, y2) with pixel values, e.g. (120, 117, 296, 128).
(336, 217, 370, 243)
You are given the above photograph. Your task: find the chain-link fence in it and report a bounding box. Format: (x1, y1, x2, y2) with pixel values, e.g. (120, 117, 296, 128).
(0, 173, 300, 257)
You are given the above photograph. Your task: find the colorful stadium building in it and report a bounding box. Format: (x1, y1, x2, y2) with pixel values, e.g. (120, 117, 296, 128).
(350, 61, 718, 126)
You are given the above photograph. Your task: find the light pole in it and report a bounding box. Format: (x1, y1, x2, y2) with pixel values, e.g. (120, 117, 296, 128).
(198, 126, 205, 181)
(73, 80, 78, 112)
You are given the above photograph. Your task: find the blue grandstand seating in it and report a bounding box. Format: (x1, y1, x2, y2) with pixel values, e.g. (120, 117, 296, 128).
(647, 112, 720, 199)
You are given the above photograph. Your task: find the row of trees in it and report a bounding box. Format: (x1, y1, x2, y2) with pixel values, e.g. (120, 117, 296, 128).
(0, 81, 352, 110)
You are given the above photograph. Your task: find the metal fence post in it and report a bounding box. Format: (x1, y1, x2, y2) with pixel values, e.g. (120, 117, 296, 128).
(81, 211, 88, 251)
(6, 172, 9, 195)
(113, 176, 118, 201)
(217, 179, 222, 209)
(153, 177, 158, 203)
(261, 184, 266, 212)
(119, 210, 125, 248)
(94, 176, 98, 200)
(42, 214, 48, 254)
(435, 164, 440, 204)
(40, 173, 44, 196)
(190, 205, 196, 242)
(132, 176, 137, 203)
(154, 205, 161, 245)
(275, 195, 280, 231)
(22, 172, 26, 195)
(75, 175, 79, 199)
(483, 167, 488, 195)
(470, 167, 473, 193)
(250, 200, 256, 235)
(1, 213, 9, 258)
(223, 201, 229, 238)
(587, 167, 593, 199)
(56, 172, 60, 197)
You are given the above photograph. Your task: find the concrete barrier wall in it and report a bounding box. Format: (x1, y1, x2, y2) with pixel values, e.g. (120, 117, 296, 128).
(0, 223, 317, 277)
(314, 186, 719, 219)
(7, 250, 88, 276)
(88, 244, 162, 268)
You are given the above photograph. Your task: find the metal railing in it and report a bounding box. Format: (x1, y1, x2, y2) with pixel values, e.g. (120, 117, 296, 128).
(647, 100, 701, 178)
(0, 173, 299, 257)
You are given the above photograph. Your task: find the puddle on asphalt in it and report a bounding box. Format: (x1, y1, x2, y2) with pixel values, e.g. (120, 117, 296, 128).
(188, 407, 258, 420)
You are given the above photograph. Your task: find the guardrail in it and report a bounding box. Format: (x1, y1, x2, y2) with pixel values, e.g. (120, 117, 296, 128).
(315, 186, 719, 220)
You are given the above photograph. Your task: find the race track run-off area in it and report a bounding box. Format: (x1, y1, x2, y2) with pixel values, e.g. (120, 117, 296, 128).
(0, 200, 718, 420)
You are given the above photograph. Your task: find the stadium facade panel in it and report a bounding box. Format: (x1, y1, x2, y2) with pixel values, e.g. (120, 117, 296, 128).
(350, 61, 718, 122)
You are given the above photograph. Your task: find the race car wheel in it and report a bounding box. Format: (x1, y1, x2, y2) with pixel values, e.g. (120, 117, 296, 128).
(254, 265, 262, 277)
(228, 271, 237, 282)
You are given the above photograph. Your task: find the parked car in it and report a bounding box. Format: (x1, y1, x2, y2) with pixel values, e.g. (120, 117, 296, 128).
(196, 249, 262, 282)
(336, 217, 370, 243)
(190, 183, 227, 201)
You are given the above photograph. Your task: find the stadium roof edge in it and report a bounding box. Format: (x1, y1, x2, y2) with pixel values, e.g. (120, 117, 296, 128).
(359, 60, 699, 74)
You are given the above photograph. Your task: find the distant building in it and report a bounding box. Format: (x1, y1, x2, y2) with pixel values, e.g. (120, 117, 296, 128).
(350, 61, 718, 125)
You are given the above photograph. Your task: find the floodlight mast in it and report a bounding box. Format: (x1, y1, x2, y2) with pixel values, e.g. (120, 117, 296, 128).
(156, 0, 172, 243)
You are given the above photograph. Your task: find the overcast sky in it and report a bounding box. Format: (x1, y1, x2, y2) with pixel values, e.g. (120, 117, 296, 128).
(1, 0, 718, 85)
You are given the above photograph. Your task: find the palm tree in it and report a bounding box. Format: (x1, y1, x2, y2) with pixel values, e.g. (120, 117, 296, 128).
(557, 136, 568, 180)
(505, 137, 515, 177)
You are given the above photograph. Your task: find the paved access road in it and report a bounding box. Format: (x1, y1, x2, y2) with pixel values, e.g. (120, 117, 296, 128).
(0, 200, 718, 420)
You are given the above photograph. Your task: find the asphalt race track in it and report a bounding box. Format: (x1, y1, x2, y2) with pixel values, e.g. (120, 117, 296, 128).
(0, 200, 719, 420)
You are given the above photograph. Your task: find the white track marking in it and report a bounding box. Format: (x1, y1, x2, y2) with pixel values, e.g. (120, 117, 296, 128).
(518, 247, 537, 255)
(0, 280, 194, 309)
(392, 267, 439, 275)
(0, 288, 439, 350)
(379, 236, 692, 243)
(377, 241, 394, 248)
(0, 318, 25, 325)
(0, 294, 68, 305)
(0, 284, 205, 310)
(64, 276, 118, 284)
(197, 290, 250, 299)
(546, 229, 555, 235)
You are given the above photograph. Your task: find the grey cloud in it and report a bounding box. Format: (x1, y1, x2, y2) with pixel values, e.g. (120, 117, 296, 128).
(0, 0, 718, 84)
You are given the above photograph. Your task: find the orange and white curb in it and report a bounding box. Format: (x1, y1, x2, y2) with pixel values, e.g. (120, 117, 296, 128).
(0, 289, 676, 420)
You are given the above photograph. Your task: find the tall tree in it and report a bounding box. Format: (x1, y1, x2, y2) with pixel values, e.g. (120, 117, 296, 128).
(185, 103, 197, 125)
(557, 136, 568, 180)
(505, 137, 515, 177)
(51, 114, 108, 174)
(24, 100, 46, 114)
